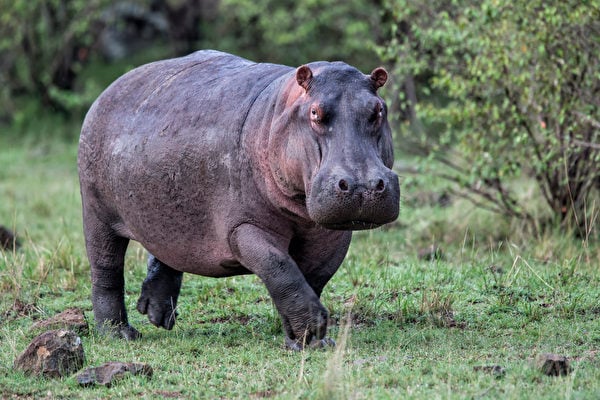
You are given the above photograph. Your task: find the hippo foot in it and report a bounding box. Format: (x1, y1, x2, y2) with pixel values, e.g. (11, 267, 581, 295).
(136, 255, 182, 330)
(136, 294, 178, 330)
(98, 322, 141, 341)
(119, 324, 142, 340)
(285, 336, 336, 351)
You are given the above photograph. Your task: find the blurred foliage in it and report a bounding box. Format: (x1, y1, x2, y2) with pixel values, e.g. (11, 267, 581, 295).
(0, 0, 111, 119)
(201, 0, 382, 71)
(0, 0, 383, 124)
(380, 0, 600, 234)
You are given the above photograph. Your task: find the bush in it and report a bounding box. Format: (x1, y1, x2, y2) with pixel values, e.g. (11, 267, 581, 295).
(380, 0, 600, 235)
(203, 0, 382, 70)
(0, 0, 111, 119)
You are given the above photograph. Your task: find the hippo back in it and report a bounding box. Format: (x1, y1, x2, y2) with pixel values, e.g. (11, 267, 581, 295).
(78, 51, 292, 271)
(80, 50, 291, 157)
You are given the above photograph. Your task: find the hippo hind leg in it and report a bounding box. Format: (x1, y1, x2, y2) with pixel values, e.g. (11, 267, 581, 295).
(136, 254, 183, 330)
(85, 215, 140, 340)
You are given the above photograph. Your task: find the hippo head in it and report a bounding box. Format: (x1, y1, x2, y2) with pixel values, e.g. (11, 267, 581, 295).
(270, 62, 400, 230)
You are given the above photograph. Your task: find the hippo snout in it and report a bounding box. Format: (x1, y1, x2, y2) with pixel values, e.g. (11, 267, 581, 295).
(308, 169, 400, 230)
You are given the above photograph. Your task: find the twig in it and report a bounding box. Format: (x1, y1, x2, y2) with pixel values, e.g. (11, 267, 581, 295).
(571, 139, 600, 150)
(507, 255, 555, 291)
(574, 111, 600, 130)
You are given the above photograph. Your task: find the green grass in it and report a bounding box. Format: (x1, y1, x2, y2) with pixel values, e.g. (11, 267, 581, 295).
(1, 124, 599, 399)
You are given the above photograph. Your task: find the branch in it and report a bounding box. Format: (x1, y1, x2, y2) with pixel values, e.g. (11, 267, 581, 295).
(484, 177, 525, 219)
(433, 154, 467, 175)
(502, 84, 556, 210)
(574, 111, 600, 131)
(438, 173, 511, 216)
(448, 188, 505, 215)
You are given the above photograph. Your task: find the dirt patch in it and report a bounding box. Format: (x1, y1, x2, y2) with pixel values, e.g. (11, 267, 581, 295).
(154, 390, 184, 398)
(473, 365, 506, 378)
(0, 391, 52, 400)
(250, 389, 277, 398)
(1, 299, 40, 323)
(572, 349, 600, 362)
(436, 310, 467, 329)
(203, 315, 251, 325)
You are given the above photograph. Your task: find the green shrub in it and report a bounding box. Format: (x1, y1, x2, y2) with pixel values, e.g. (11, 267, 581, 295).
(380, 0, 600, 235)
(0, 0, 110, 118)
(203, 0, 381, 70)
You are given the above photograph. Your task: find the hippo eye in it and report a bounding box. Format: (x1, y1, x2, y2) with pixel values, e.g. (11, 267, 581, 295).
(310, 106, 323, 124)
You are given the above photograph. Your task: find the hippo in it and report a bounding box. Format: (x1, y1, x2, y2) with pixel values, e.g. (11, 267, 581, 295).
(78, 50, 400, 349)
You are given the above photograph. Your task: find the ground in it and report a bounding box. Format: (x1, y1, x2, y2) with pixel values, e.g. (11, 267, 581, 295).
(0, 132, 599, 399)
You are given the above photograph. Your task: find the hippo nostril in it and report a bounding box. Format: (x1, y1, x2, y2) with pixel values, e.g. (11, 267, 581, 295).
(375, 179, 385, 192)
(338, 179, 349, 192)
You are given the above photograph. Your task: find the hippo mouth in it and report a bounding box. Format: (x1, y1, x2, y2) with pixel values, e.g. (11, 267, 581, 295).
(306, 168, 400, 231)
(319, 220, 383, 231)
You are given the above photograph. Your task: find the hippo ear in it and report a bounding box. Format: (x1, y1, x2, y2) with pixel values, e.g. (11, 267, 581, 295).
(296, 65, 313, 91)
(370, 67, 388, 90)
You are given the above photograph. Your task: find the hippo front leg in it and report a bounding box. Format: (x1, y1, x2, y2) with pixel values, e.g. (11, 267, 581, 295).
(230, 224, 329, 349)
(289, 229, 352, 350)
(136, 255, 183, 330)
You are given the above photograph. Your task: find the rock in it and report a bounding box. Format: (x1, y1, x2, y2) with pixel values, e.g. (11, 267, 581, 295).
(14, 329, 85, 378)
(436, 192, 451, 207)
(418, 244, 443, 261)
(537, 353, 571, 376)
(76, 362, 153, 387)
(0, 225, 20, 251)
(31, 308, 89, 336)
(473, 365, 506, 377)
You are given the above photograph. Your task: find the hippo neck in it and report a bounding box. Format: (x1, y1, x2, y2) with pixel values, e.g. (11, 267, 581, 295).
(245, 72, 315, 226)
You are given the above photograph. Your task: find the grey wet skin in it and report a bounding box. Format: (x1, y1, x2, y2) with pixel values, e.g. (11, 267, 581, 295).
(78, 50, 400, 348)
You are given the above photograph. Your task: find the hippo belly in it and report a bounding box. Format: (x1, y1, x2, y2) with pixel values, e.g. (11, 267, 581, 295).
(105, 129, 247, 277)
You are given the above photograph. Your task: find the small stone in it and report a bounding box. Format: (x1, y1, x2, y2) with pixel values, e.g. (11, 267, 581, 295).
(0, 225, 20, 251)
(76, 362, 153, 387)
(14, 329, 85, 378)
(537, 353, 571, 376)
(31, 308, 89, 336)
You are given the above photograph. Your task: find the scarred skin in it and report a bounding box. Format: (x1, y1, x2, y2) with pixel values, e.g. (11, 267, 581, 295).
(78, 50, 400, 348)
